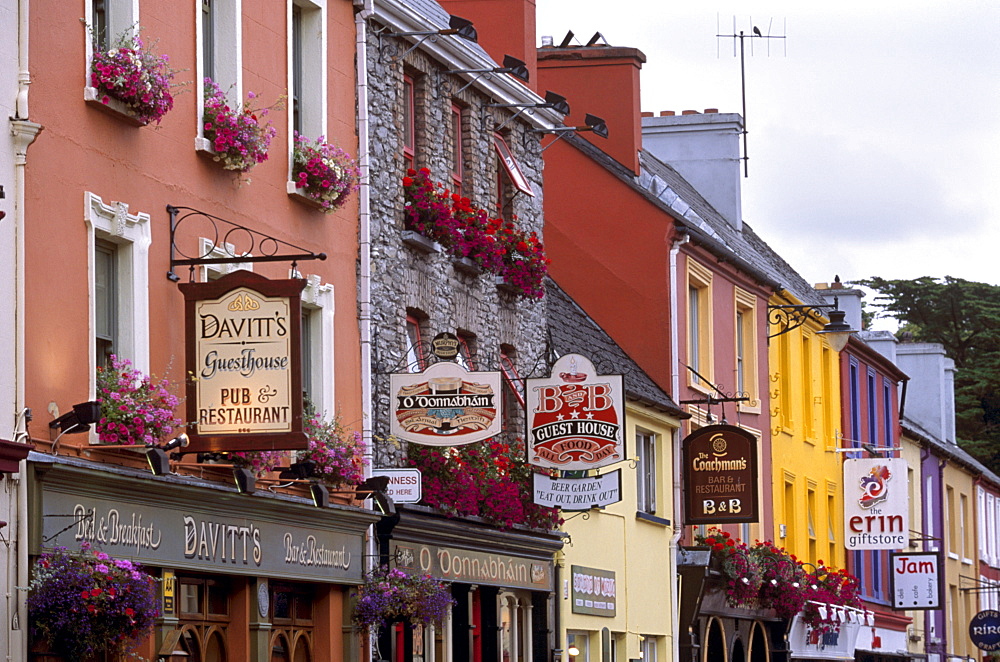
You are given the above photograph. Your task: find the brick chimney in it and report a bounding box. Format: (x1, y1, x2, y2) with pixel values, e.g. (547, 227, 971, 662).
(537, 44, 646, 174)
(642, 111, 744, 230)
(437, 0, 537, 91)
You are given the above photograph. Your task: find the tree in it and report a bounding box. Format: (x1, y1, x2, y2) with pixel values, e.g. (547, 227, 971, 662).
(856, 276, 1000, 474)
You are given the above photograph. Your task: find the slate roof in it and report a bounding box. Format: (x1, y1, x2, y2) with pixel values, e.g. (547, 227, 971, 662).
(902, 416, 1000, 486)
(546, 279, 686, 417)
(562, 133, 827, 307)
(388, 0, 498, 64)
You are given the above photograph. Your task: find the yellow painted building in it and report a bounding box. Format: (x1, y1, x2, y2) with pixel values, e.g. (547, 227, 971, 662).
(558, 402, 682, 662)
(547, 283, 686, 662)
(767, 290, 846, 570)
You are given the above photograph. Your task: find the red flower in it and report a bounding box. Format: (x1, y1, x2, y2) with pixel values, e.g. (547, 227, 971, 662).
(91, 587, 103, 597)
(407, 168, 417, 176)
(402, 177, 414, 187)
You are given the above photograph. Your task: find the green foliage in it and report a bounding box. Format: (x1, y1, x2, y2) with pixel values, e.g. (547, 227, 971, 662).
(856, 276, 1000, 472)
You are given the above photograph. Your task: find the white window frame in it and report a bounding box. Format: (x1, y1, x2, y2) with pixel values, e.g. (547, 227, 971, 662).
(640, 635, 657, 662)
(567, 631, 590, 662)
(85, 192, 151, 394)
(687, 260, 713, 390)
(84, 0, 139, 101)
(636, 429, 657, 514)
(734, 287, 758, 412)
(298, 273, 335, 414)
(287, 0, 327, 141)
(196, 0, 243, 149)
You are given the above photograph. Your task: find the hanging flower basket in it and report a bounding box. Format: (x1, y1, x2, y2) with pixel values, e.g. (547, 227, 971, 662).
(27, 543, 159, 660)
(201, 78, 283, 173)
(290, 133, 360, 212)
(89, 28, 178, 125)
(353, 566, 454, 632)
(96, 354, 181, 446)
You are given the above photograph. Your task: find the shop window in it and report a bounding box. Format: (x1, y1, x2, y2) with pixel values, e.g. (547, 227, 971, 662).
(271, 583, 314, 662)
(807, 484, 817, 562)
(178, 575, 233, 662)
(801, 333, 816, 440)
(867, 368, 877, 444)
(640, 635, 657, 662)
(883, 378, 893, 446)
(827, 490, 837, 565)
(499, 591, 532, 662)
(849, 359, 861, 442)
(290, 0, 326, 139)
(636, 430, 657, 514)
(405, 313, 426, 373)
(782, 476, 795, 547)
(402, 74, 416, 172)
(86, 192, 152, 387)
(687, 261, 713, 388)
(567, 631, 590, 662)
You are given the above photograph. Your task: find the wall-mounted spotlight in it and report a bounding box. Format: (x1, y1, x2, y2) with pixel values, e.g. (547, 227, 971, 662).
(446, 55, 529, 94)
(278, 460, 316, 480)
(383, 14, 477, 61)
(489, 91, 571, 131)
(233, 467, 256, 494)
(310, 482, 330, 508)
(536, 113, 609, 152)
(145, 433, 189, 476)
(49, 401, 102, 454)
(356, 475, 397, 516)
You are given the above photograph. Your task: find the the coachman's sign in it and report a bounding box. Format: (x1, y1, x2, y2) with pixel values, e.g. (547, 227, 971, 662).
(390, 362, 502, 446)
(526, 354, 625, 471)
(682, 424, 759, 524)
(180, 270, 308, 453)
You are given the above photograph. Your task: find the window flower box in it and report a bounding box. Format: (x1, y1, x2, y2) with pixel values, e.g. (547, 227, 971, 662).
(290, 133, 359, 213)
(83, 87, 146, 126)
(201, 78, 283, 174)
(88, 29, 177, 126)
(401, 230, 443, 254)
(452, 256, 482, 276)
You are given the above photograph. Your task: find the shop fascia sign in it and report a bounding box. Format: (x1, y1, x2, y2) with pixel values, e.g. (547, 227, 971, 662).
(889, 551, 940, 610)
(180, 270, 307, 453)
(843, 457, 908, 550)
(532, 469, 621, 511)
(682, 424, 759, 524)
(390, 541, 552, 591)
(526, 354, 625, 471)
(390, 361, 502, 446)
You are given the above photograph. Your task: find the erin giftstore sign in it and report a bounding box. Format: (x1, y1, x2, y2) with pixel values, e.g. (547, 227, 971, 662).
(682, 424, 759, 524)
(526, 354, 624, 471)
(843, 457, 909, 550)
(180, 271, 307, 453)
(390, 362, 502, 446)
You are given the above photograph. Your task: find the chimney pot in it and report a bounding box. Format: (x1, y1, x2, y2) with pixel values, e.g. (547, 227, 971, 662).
(704, 108, 719, 114)
(641, 111, 653, 117)
(660, 110, 675, 116)
(681, 110, 699, 115)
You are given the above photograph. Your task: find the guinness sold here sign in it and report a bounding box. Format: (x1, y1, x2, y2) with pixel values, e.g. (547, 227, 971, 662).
(526, 354, 625, 471)
(390, 362, 502, 446)
(180, 270, 307, 453)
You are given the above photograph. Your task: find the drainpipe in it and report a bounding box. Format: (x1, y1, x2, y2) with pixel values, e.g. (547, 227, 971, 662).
(11, 1, 41, 660)
(668, 231, 689, 662)
(356, 4, 376, 662)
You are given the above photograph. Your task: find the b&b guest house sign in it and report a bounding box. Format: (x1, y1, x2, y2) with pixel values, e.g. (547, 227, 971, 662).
(180, 270, 307, 453)
(682, 424, 759, 524)
(526, 354, 624, 471)
(390, 362, 502, 446)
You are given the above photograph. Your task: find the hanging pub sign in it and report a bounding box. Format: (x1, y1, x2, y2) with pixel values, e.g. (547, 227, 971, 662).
(532, 470, 622, 511)
(431, 332, 460, 360)
(180, 270, 307, 453)
(682, 424, 759, 524)
(389, 361, 502, 446)
(843, 457, 909, 550)
(970, 610, 1000, 652)
(526, 354, 625, 471)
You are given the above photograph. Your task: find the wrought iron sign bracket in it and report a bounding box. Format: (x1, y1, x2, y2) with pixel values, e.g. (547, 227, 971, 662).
(166, 205, 326, 282)
(766, 302, 835, 339)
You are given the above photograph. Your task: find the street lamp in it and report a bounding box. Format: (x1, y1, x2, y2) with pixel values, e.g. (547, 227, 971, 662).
(767, 296, 856, 351)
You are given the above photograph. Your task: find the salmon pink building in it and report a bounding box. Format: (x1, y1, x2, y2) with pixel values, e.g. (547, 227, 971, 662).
(13, 1, 377, 659)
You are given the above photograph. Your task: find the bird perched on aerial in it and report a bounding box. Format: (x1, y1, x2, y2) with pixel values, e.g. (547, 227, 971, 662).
(753, 26, 762, 36)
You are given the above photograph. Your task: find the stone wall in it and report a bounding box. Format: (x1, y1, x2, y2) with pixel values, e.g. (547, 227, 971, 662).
(365, 26, 548, 467)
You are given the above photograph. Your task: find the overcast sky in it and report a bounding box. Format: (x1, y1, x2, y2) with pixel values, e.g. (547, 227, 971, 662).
(536, 0, 1000, 290)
